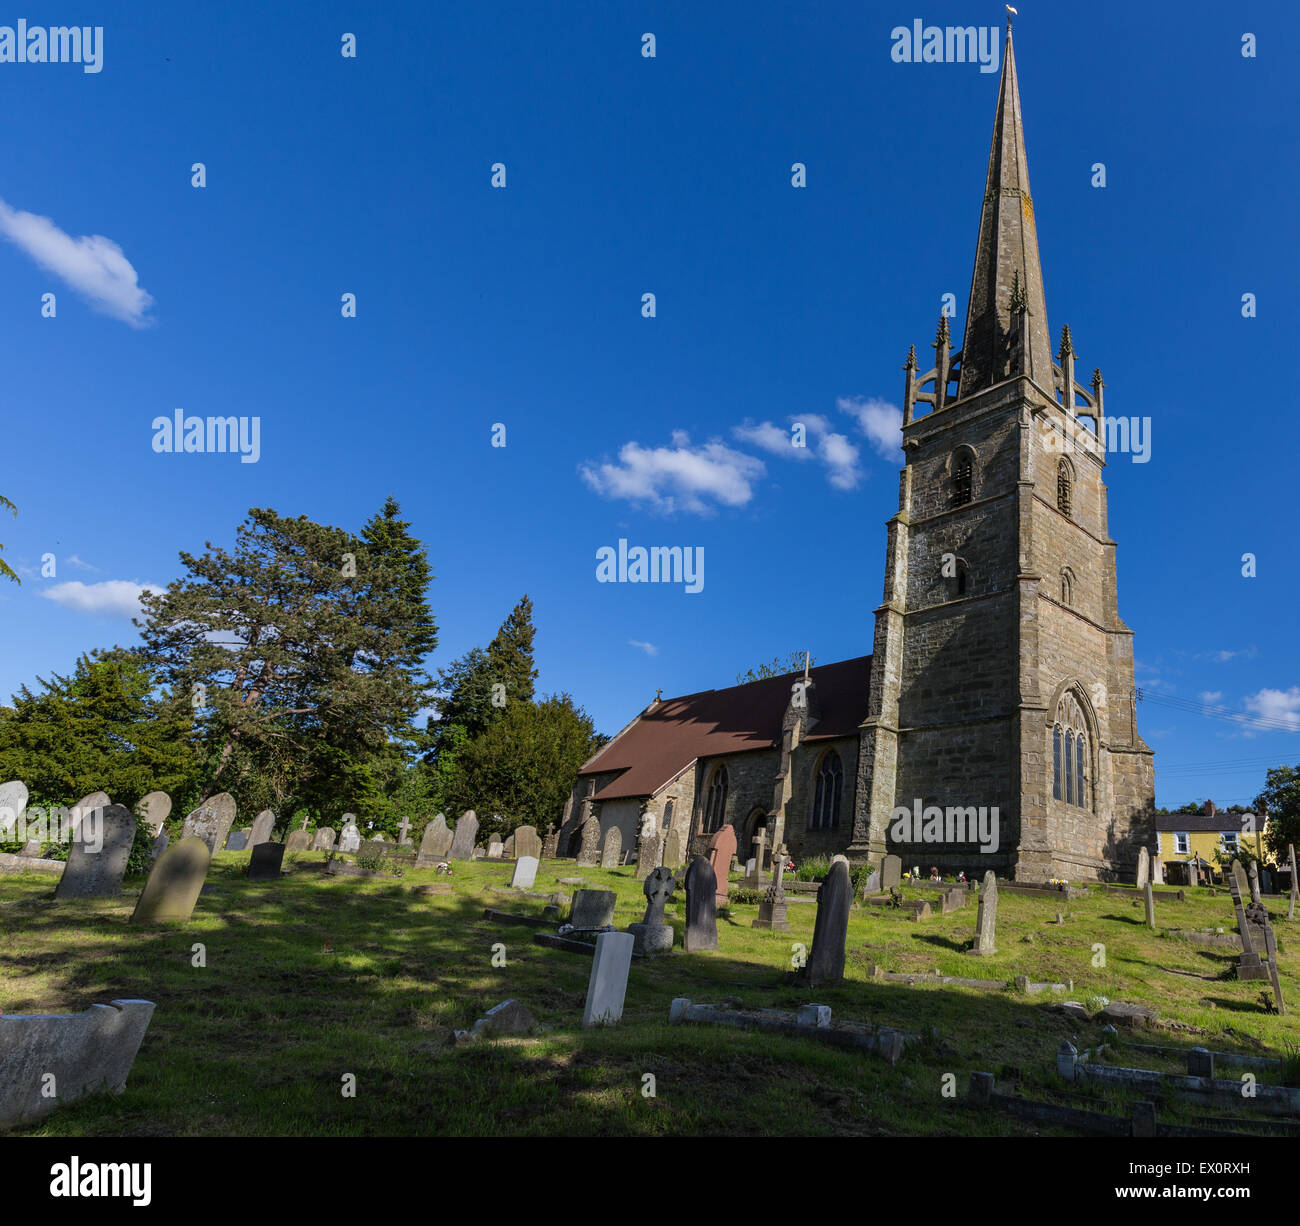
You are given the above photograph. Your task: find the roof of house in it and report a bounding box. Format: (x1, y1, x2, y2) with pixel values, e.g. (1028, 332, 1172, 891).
(1156, 814, 1261, 834)
(578, 654, 872, 801)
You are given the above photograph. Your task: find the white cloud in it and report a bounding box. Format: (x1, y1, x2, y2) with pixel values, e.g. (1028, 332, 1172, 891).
(0, 198, 154, 327)
(1199, 690, 1223, 705)
(66, 554, 98, 572)
(838, 395, 903, 459)
(733, 417, 862, 489)
(628, 640, 659, 656)
(39, 579, 163, 618)
(816, 431, 862, 490)
(580, 434, 765, 515)
(733, 420, 811, 459)
(1242, 687, 1300, 733)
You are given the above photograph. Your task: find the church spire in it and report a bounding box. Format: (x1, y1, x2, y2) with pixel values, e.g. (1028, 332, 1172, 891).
(956, 23, 1053, 399)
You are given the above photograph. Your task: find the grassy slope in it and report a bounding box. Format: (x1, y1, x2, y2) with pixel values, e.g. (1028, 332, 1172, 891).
(2, 854, 1297, 1137)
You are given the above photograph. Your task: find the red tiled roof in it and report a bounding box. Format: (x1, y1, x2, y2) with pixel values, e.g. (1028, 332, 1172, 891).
(580, 655, 872, 800)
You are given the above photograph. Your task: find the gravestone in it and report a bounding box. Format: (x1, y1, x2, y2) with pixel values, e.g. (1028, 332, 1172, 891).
(225, 830, 248, 851)
(71, 792, 111, 835)
(575, 816, 601, 868)
(396, 816, 414, 846)
(503, 834, 515, 858)
(807, 859, 852, 985)
(1261, 919, 1287, 1014)
(684, 857, 718, 952)
(181, 793, 237, 858)
(19, 839, 41, 857)
(1262, 869, 1274, 896)
(706, 824, 738, 905)
(881, 854, 902, 891)
(1249, 860, 1262, 905)
(312, 826, 336, 852)
(970, 871, 998, 955)
(55, 804, 137, 900)
(515, 825, 542, 861)
(583, 932, 635, 1026)
(635, 831, 660, 881)
(662, 827, 685, 870)
(1227, 865, 1268, 980)
(487, 835, 504, 859)
(448, 811, 479, 861)
(134, 790, 171, 836)
(1135, 846, 1149, 889)
(1143, 881, 1156, 930)
(0, 779, 28, 837)
(628, 866, 675, 955)
(600, 826, 623, 869)
(1152, 855, 1164, 886)
(542, 823, 559, 859)
(249, 810, 276, 847)
(152, 833, 169, 860)
(417, 814, 452, 865)
(511, 855, 539, 889)
(749, 828, 768, 882)
(284, 829, 311, 854)
(131, 837, 210, 923)
(248, 842, 286, 881)
(339, 821, 361, 853)
(357, 838, 388, 860)
(753, 842, 791, 931)
(862, 869, 882, 896)
(568, 888, 617, 930)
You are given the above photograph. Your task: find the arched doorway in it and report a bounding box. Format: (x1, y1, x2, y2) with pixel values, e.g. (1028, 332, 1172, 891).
(743, 808, 770, 869)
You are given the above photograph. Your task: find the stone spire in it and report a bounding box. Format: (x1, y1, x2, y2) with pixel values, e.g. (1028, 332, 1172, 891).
(956, 25, 1053, 399)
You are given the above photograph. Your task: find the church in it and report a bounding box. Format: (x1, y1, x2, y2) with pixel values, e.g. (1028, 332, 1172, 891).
(561, 29, 1156, 882)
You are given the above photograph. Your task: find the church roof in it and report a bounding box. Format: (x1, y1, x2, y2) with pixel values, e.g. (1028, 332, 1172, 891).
(579, 654, 872, 801)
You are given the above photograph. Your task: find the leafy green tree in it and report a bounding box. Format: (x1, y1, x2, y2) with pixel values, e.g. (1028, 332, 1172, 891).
(0, 647, 197, 807)
(449, 693, 606, 832)
(1255, 766, 1300, 858)
(135, 507, 429, 818)
(737, 651, 814, 685)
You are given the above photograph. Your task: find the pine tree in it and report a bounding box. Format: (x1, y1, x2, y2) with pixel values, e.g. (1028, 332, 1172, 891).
(0, 493, 17, 584)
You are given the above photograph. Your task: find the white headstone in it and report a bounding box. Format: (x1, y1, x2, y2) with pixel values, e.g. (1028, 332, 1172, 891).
(511, 855, 539, 890)
(583, 931, 635, 1027)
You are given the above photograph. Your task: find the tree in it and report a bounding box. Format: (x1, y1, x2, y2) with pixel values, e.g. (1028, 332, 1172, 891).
(1255, 766, 1300, 859)
(0, 648, 197, 807)
(135, 507, 429, 817)
(449, 693, 606, 832)
(0, 493, 17, 584)
(737, 651, 814, 685)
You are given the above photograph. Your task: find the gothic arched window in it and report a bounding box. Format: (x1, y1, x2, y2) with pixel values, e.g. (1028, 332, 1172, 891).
(702, 765, 728, 834)
(1057, 459, 1073, 518)
(809, 750, 843, 831)
(952, 448, 974, 507)
(1052, 693, 1088, 808)
(1061, 567, 1074, 606)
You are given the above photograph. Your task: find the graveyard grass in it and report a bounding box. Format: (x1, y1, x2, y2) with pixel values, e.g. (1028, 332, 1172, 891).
(2, 856, 1299, 1137)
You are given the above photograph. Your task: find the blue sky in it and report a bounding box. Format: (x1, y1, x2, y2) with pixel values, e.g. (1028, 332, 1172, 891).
(0, 0, 1294, 809)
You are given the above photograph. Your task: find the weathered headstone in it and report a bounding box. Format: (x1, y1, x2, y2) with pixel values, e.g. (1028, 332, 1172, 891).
(131, 836, 210, 923)
(417, 814, 452, 865)
(357, 837, 388, 860)
(1227, 865, 1268, 980)
(807, 859, 852, 985)
(55, 804, 137, 900)
(249, 810, 276, 847)
(635, 831, 661, 881)
(970, 871, 998, 955)
(575, 816, 601, 868)
(396, 815, 414, 846)
(568, 888, 617, 930)
(750, 828, 768, 882)
(283, 829, 310, 854)
(248, 842, 287, 881)
(1261, 918, 1287, 1015)
(339, 819, 361, 852)
(0, 779, 28, 838)
(502, 834, 515, 858)
(753, 842, 791, 931)
(515, 825, 542, 861)
(542, 823, 559, 859)
(1262, 868, 1274, 896)
(71, 792, 111, 836)
(312, 826, 336, 852)
(662, 827, 684, 870)
(1152, 855, 1164, 886)
(1143, 881, 1156, 930)
(181, 793, 237, 857)
(19, 839, 42, 857)
(600, 826, 623, 869)
(448, 811, 479, 861)
(881, 854, 902, 891)
(706, 824, 738, 905)
(511, 855, 539, 889)
(152, 833, 169, 860)
(583, 932, 635, 1026)
(684, 856, 718, 952)
(1249, 860, 1262, 905)
(225, 830, 249, 851)
(487, 835, 504, 859)
(1135, 845, 1150, 889)
(134, 791, 172, 836)
(862, 869, 882, 896)
(628, 866, 675, 955)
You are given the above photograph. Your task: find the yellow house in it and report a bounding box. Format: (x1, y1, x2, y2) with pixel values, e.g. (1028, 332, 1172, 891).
(1155, 804, 1268, 885)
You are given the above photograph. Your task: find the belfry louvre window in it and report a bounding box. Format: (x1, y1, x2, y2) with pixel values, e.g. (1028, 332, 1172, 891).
(953, 454, 973, 506)
(1057, 460, 1072, 517)
(702, 766, 728, 834)
(809, 751, 843, 831)
(1051, 693, 1088, 808)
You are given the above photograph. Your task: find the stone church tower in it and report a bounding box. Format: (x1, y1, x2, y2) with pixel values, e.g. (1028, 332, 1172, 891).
(847, 27, 1155, 880)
